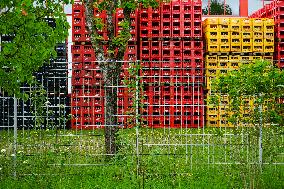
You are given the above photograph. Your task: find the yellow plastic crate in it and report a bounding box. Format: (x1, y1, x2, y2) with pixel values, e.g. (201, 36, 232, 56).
(220, 24, 229, 32)
(206, 45, 219, 52)
(242, 45, 252, 52)
(242, 38, 252, 45)
(242, 32, 252, 39)
(264, 25, 274, 32)
(263, 56, 273, 61)
(231, 38, 241, 46)
(208, 38, 219, 45)
(218, 55, 229, 61)
(253, 25, 263, 32)
(206, 62, 218, 68)
(203, 24, 219, 32)
(204, 18, 219, 25)
(241, 18, 252, 26)
(252, 56, 262, 60)
(217, 69, 228, 76)
(231, 31, 241, 39)
(206, 55, 218, 63)
(231, 45, 241, 52)
(229, 55, 240, 60)
(242, 25, 252, 32)
(240, 56, 252, 66)
(253, 38, 263, 45)
(207, 105, 218, 114)
(206, 114, 219, 121)
(218, 60, 229, 68)
(205, 31, 219, 39)
(264, 32, 274, 39)
(219, 105, 230, 115)
(220, 45, 230, 52)
(219, 18, 230, 25)
(219, 95, 229, 105)
(206, 68, 218, 77)
(220, 38, 230, 45)
(263, 18, 274, 26)
(228, 61, 240, 69)
(230, 25, 241, 32)
(253, 18, 263, 26)
(206, 120, 219, 127)
(231, 18, 241, 25)
(220, 31, 230, 39)
(253, 31, 263, 39)
(253, 45, 263, 52)
(264, 38, 274, 46)
(264, 45, 274, 52)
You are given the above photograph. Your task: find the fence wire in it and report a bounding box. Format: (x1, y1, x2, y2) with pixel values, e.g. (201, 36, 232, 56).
(0, 60, 283, 187)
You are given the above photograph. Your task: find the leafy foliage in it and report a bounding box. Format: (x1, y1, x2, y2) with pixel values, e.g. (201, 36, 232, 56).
(203, 0, 232, 15)
(0, 0, 70, 98)
(211, 60, 284, 126)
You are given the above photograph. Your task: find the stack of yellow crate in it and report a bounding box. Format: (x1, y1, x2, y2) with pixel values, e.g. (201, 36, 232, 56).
(204, 18, 274, 53)
(204, 18, 274, 127)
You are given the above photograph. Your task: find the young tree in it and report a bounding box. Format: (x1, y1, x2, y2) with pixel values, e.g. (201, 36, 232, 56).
(203, 0, 232, 15)
(0, 0, 71, 99)
(83, 0, 158, 156)
(212, 60, 284, 127)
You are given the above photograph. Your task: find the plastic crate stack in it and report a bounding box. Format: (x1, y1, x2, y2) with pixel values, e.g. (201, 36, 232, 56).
(71, 3, 105, 129)
(250, 0, 284, 67)
(204, 18, 274, 127)
(140, 0, 204, 128)
(71, 3, 138, 129)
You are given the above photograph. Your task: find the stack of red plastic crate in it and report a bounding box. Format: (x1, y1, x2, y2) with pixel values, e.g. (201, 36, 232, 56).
(140, 0, 204, 128)
(250, 0, 284, 68)
(71, 3, 106, 129)
(71, 3, 138, 129)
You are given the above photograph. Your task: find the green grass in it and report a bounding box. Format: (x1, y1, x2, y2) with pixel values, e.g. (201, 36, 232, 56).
(0, 127, 283, 188)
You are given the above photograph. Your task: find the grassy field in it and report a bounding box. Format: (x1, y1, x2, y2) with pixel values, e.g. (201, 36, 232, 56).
(0, 127, 283, 188)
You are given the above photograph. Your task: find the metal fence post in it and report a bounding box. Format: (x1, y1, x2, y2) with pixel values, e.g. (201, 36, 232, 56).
(259, 103, 263, 169)
(13, 96, 17, 178)
(135, 61, 140, 178)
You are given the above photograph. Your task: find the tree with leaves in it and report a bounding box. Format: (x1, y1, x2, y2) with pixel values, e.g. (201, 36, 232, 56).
(203, 0, 232, 15)
(0, 0, 70, 99)
(212, 60, 284, 127)
(83, 0, 158, 156)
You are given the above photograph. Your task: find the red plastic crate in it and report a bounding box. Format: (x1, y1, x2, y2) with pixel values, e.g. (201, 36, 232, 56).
(72, 62, 83, 70)
(140, 48, 150, 59)
(183, 41, 193, 49)
(162, 2, 171, 13)
(182, 59, 193, 68)
(151, 58, 161, 68)
(173, 58, 182, 68)
(72, 76, 94, 86)
(73, 3, 85, 17)
(73, 34, 85, 42)
(141, 58, 151, 68)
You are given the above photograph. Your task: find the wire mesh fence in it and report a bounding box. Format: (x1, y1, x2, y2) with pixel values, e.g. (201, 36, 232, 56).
(0, 60, 284, 187)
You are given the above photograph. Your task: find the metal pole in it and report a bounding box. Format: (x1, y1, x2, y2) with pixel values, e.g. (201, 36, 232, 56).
(135, 61, 140, 177)
(13, 96, 17, 178)
(224, 0, 226, 15)
(258, 94, 263, 169)
(208, 0, 211, 15)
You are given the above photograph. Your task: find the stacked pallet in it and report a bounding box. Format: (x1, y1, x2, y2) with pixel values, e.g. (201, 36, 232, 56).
(71, 3, 138, 129)
(250, 0, 284, 67)
(140, 0, 204, 128)
(204, 18, 274, 127)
